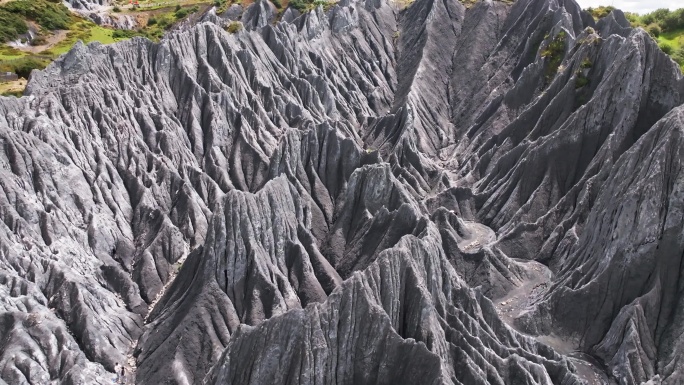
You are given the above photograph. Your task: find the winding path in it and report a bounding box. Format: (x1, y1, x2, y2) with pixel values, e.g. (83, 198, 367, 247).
(492, 258, 616, 385)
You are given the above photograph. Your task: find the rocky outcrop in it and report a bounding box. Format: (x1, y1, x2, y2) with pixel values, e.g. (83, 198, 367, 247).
(64, 0, 111, 11)
(517, 106, 684, 385)
(0, 0, 682, 384)
(64, 0, 138, 30)
(87, 12, 138, 30)
(205, 218, 581, 385)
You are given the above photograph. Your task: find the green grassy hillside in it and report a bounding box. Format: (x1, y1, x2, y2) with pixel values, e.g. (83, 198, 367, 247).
(0, 0, 72, 43)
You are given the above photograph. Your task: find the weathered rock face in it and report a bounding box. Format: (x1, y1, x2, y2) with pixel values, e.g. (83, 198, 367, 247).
(87, 12, 137, 30)
(64, 0, 111, 11)
(64, 0, 138, 30)
(0, 0, 683, 384)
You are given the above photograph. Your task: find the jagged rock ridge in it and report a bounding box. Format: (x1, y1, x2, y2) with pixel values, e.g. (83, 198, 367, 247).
(64, 0, 137, 30)
(0, 0, 682, 384)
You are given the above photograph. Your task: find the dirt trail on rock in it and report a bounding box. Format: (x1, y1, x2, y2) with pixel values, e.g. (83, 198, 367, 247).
(493, 258, 616, 385)
(457, 220, 496, 253)
(7, 22, 69, 54)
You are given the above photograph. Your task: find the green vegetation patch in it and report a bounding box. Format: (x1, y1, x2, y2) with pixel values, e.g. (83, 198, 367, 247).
(641, 8, 684, 32)
(173, 5, 199, 18)
(2, 0, 74, 31)
(0, 56, 50, 79)
(47, 21, 105, 55)
(0, 0, 77, 43)
(0, 8, 29, 43)
(0, 78, 26, 97)
(0, 45, 25, 60)
(1, 89, 23, 97)
(130, 5, 205, 41)
(575, 72, 589, 88)
(541, 30, 567, 84)
(225, 21, 243, 33)
(586, 6, 617, 20)
(214, 0, 231, 14)
(656, 28, 684, 64)
(289, 0, 335, 13)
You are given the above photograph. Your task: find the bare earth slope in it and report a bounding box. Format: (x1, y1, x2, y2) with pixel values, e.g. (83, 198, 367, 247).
(0, 0, 682, 384)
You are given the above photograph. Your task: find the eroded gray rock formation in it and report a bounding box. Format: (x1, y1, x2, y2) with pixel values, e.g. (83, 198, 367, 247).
(0, 0, 683, 384)
(64, 0, 111, 11)
(64, 0, 138, 30)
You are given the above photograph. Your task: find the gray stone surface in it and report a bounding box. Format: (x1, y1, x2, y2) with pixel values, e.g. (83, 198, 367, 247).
(0, 0, 682, 384)
(64, 0, 138, 30)
(64, 0, 111, 10)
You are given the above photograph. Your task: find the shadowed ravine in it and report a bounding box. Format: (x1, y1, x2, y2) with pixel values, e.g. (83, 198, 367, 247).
(0, 0, 683, 384)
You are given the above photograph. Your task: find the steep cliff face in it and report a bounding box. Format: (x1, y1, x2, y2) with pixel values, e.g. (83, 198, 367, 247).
(0, 0, 682, 384)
